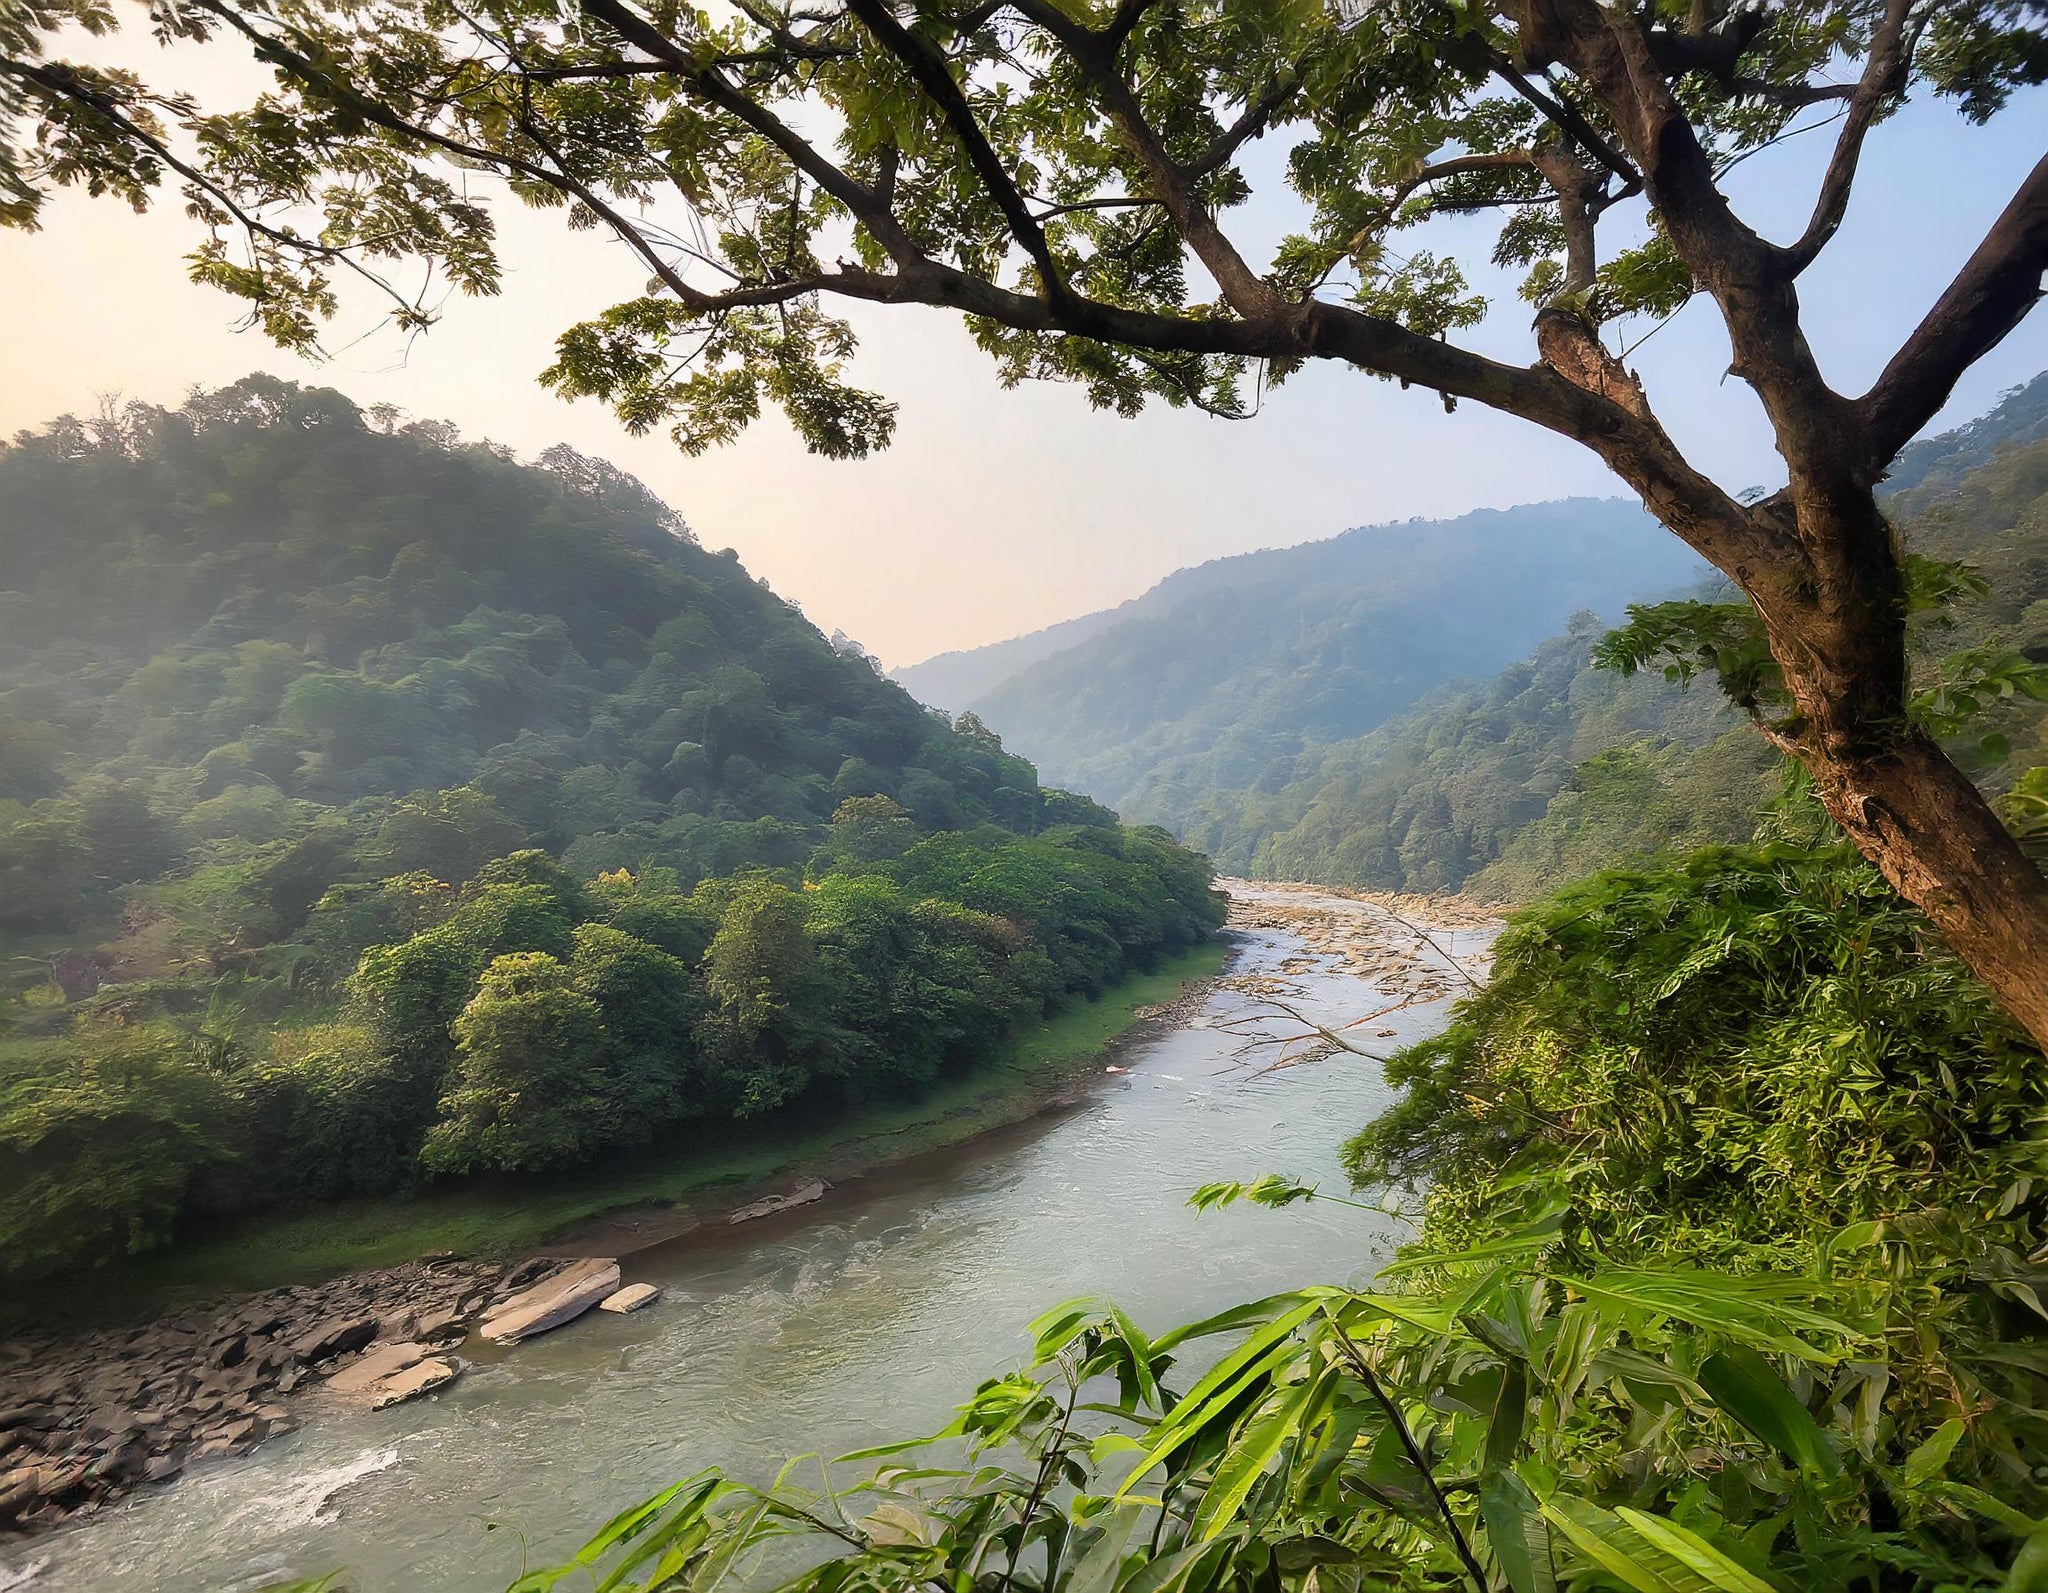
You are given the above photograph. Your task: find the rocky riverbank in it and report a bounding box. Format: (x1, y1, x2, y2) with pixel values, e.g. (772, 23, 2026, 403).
(0, 1251, 642, 1541)
(0, 959, 1236, 1547)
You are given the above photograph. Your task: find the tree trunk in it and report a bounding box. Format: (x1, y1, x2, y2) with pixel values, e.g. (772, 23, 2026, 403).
(1803, 727, 2048, 1051)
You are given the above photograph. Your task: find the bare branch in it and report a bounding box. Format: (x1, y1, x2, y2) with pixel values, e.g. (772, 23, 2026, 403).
(1778, 0, 1913, 275)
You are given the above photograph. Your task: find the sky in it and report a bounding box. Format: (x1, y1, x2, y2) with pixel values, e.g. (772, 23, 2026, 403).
(0, 43, 2042, 667)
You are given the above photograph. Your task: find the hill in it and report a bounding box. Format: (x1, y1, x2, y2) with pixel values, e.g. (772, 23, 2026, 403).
(1180, 375, 2048, 898)
(891, 608, 1128, 713)
(932, 499, 1707, 822)
(0, 377, 1223, 1282)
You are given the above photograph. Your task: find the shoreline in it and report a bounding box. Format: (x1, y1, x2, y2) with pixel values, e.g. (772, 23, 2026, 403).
(0, 940, 1233, 1545)
(0, 885, 1503, 1551)
(543, 956, 1233, 1261)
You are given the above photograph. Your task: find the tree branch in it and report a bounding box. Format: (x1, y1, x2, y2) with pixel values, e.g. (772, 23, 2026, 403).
(1778, 0, 1913, 275)
(576, 0, 920, 263)
(1387, 149, 1536, 211)
(1185, 66, 1306, 178)
(1010, 0, 1277, 316)
(839, 0, 1071, 300)
(0, 55, 427, 327)
(1860, 150, 2048, 474)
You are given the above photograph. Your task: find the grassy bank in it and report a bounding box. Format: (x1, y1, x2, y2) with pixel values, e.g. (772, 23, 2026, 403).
(28, 941, 1228, 1326)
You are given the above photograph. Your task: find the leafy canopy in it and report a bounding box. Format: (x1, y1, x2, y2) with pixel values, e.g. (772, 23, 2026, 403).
(0, 0, 2039, 460)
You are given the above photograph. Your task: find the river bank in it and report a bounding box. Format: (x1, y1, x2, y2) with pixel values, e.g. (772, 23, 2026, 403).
(0, 884, 1494, 1591)
(0, 942, 1227, 1544)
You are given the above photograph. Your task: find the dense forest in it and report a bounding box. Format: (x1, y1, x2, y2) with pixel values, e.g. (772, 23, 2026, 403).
(0, 378, 1223, 1282)
(902, 500, 1705, 814)
(1119, 376, 2048, 898)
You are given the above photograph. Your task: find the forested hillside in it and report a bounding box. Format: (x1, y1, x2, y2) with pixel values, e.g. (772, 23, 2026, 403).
(1119, 376, 2048, 899)
(942, 499, 1705, 818)
(0, 378, 1222, 1281)
(1176, 616, 1776, 895)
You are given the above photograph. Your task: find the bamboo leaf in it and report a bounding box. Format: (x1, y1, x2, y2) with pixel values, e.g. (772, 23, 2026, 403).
(1902, 1417, 1967, 1488)
(1697, 1347, 1840, 1477)
(1479, 1470, 1556, 1593)
(1615, 1509, 1783, 1593)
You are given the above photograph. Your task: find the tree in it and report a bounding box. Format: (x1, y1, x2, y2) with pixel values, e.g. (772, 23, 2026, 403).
(5, 0, 2047, 1039)
(422, 950, 618, 1172)
(826, 793, 919, 863)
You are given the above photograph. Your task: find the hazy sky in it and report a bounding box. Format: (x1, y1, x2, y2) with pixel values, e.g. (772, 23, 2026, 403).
(0, 53, 2042, 665)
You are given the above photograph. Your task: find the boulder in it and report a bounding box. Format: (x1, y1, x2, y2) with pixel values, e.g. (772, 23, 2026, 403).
(369, 1357, 463, 1410)
(598, 1284, 661, 1314)
(728, 1180, 827, 1224)
(479, 1259, 619, 1344)
(325, 1342, 428, 1396)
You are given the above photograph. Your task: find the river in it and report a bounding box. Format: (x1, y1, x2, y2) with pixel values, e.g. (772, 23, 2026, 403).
(1, 886, 1488, 1593)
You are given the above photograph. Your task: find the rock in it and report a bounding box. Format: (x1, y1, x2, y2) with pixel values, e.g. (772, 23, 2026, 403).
(88, 1438, 148, 1483)
(368, 1357, 464, 1410)
(495, 1255, 563, 1295)
(728, 1180, 828, 1224)
(143, 1449, 185, 1484)
(325, 1342, 428, 1396)
(479, 1258, 620, 1344)
(415, 1308, 464, 1343)
(0, 1406, 50, 1434)
(209, 1332, 248, 1369)
(598, 1284, 661, 1314)
(291, 1316, 378, 1364)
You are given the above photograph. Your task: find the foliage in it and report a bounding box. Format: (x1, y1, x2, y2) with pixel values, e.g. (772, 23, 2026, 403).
(1345, 844, 2045, 1265)
(0, 818, 1221, 1279)
(0, 382, 1226, 1281)
(507, 832, 2048, 1593)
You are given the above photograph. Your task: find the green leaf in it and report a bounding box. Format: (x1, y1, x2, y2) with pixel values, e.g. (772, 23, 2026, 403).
(1541, 1497, 1781, 1593)
(1483, 1359, 1529, 1474)
(1902, 1417, 1967, 1488)
(1553, 1267, 1854, 1362)
(1615, 1508, 1783, 1593)
(1479, 1470, 1556, 1593)
(2005, 1523, 2048, 1590)
(1191, 1371, 1325, 1539)
(1697, 1347, 1840, 1477)
(1117, 1297, 1324, 1491)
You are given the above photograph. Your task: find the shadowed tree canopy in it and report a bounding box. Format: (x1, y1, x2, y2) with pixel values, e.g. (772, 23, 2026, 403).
(5, 0, 2048, 1041)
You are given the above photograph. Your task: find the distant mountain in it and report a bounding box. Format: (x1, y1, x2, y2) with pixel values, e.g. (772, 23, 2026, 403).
(1176, 375, 2048, 899)
(937, 498, 1707, 827)
(1883, 370, 2048, 500)
(893, 607, 1127, 713)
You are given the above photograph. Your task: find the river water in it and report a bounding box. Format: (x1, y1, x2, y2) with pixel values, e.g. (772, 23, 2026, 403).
(3, 888, 1484, 1593)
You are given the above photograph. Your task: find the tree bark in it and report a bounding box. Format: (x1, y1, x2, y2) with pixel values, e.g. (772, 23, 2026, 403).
(1802, 728, 2048, 1050)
